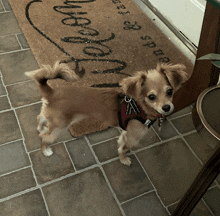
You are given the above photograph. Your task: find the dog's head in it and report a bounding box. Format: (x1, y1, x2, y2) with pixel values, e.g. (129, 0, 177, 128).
(120, 63, 189, 116)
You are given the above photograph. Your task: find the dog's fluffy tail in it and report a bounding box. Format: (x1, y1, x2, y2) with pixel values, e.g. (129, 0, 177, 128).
(25, 61, 77, 98)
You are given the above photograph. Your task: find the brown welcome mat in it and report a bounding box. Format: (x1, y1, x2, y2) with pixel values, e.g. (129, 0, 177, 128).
(9, 0, 193, 137)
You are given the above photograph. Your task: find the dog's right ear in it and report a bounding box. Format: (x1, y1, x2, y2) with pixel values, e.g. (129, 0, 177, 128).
(120, 71, 147, 99)
(157, 63, 189, 91)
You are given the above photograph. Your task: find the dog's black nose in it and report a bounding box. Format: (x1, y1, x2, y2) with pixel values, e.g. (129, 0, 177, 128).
(162, 105, 171, 112)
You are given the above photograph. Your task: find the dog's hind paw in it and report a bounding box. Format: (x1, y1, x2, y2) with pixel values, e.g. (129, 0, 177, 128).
(120, 156, 132, 166)
(43, 147, 53, 157)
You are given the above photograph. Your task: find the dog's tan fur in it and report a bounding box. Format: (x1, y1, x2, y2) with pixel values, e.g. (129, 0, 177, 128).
(26, 62, 188, 165)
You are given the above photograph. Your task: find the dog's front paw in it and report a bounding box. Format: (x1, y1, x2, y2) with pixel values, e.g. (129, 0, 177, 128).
(38, 126, 48, 134)
(43, 147, 53, 157)
(119, 155, 132, 166)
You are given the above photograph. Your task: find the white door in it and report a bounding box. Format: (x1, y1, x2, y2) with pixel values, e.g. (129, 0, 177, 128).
(148, 0, 206, 47)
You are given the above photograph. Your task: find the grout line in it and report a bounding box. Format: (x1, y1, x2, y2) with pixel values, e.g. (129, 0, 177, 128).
(27, 137, 77, 155)
(0, 78, 7, 97)
(14, 101, 42, 110)
(216, 180, 220, 188)
(134, 153, 171, 215)
(0, 100, 42, 114)
(0, 164, 97, 203)
(84, 136, 126, 216)
(0, 0, 5, 12)
(0, 94, 7, 98)
(132, 131, 195, 155)
(36, 165, 99, 189)
(166, 199, 180, 209)
(0, 32, 23, 38)
(166, 119, 218, 214)
(90, 136, 119, 147)
(0, 77, 51, 214)
(201, 198, 216, 216)
(15, 33, 23, 50)
(0, 165, 31, 178)
(0, 187, 40, 203)
(63, 141, 77, 171)
(0, 107, 12, 113)
(151, 126, 162, 141)
(166, 117, 204, 165)
(120, 189, 155, 205)
(182, 135, 204, 165)
(0, 48, 30, 56)
(0, 138, 23, 147)
(5, 78, 34, 87)
(39, 187, 51, 216)
(168, 111, 192, 120)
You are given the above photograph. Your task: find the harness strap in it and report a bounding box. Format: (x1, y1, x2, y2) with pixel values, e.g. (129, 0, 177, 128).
(124, 95, 140, 115)
(118, 94, 159, 130)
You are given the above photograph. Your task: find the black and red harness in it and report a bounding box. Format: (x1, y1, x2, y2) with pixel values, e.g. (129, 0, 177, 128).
(118, 94, 165, 130)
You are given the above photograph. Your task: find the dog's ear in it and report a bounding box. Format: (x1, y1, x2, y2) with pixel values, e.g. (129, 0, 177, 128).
(120, 71, 146, 98)
(157, 63, 189, 90)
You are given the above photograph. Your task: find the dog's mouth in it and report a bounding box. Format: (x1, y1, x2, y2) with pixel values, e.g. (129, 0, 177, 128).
(156, 105, 174, 116)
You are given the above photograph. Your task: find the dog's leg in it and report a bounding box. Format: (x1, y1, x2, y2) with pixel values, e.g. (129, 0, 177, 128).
(39, 114, 86, 156)
(118, 120, 148, 166)
(40, 126, 66, 156)
(118, 130, 131, 165)
(37, 114, 48, 134)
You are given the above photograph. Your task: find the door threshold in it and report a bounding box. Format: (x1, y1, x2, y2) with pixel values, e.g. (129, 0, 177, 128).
(133, 0, 197, 64)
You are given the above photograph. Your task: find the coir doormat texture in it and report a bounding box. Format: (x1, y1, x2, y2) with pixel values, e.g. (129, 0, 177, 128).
(9, 0, 194, 137)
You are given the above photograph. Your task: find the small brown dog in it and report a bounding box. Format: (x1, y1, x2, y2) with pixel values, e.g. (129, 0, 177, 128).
(26, 61, 188, 165)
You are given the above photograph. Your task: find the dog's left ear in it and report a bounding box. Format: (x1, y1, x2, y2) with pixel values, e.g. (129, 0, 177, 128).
(120, 71, 147, 99)
(157, 63, 189, 90)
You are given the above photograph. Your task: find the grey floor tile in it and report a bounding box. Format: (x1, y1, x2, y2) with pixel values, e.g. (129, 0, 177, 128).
(0, 110, 22, 145)
(0, 35, 20, 53)
(0, 189, 48, 216)
(217, 175, 220, 185)
(184, 132, 220, 164)
(7, 80, 41, 107)
(16, 103, 73, 152)
(171, 114, 195, 134)
(136, 138, 202, 206)
(0, 78, 7, 96)
(15, 103, 42, 151)
(0, 96, 10, 111)
(30, 143, 75, 184)
(168, 200, 213, 216)
(43, 167, 122, 216)
(17, 33, 30, 49)
(86, 127, 120, 145)
(122, 192, 169, 216)
(65, 138, 96, 170)
(92, 138, 119, 162)
(169, 105, 192, 119)
(103, 155, 154, 202)
(0, 168, 36, 199)
(0, 12, 21, 36)
(152, 118, 178, 140)
(0, 140, 30, 175)
(0, 49, 38, 85)
(133, 127, 161, 150)
(203, 187, 220, 216)
(0, 1, 4, 12)
(2, 0, 12, 11)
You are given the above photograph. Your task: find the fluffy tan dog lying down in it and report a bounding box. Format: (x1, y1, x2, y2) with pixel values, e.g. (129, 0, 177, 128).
(26, 61, 188, 166)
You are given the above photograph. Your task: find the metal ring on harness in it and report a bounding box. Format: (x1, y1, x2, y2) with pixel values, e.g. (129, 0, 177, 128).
(125, 96, 132, 103)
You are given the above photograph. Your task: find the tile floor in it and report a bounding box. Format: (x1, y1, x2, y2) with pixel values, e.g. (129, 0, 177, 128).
(0, 0, 220, 215)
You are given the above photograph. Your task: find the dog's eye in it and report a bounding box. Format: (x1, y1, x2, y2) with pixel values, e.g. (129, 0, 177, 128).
(166, 89, 173, 96)
(148, 94, 156, 101)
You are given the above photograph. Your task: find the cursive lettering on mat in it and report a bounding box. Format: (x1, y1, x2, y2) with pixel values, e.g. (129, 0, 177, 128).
(26, 0, 129, 88)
